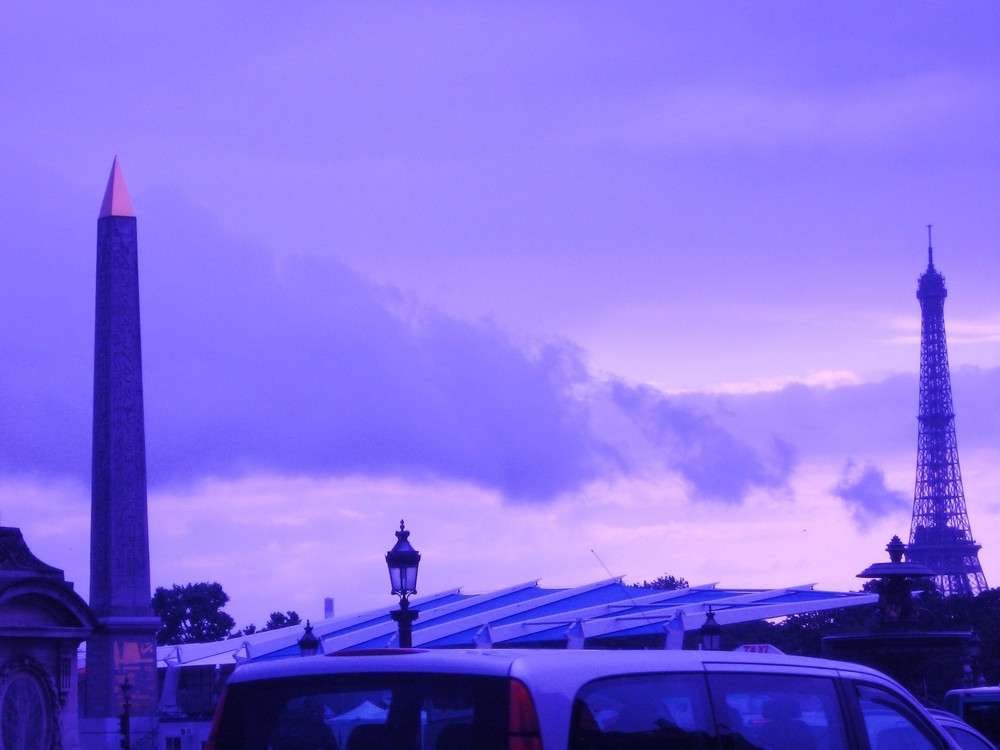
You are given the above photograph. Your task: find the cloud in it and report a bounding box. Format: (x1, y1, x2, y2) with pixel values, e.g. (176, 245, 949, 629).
(887, 315, 1000, 346)
(673, 369, 864, 396)
(80, 185, 616, 501)
(604, 382, 796, 503)
(831, 461, 911, 529)
(0, 154, 94, 480)
(677, 365, 1000, 461)
(3, 158, 996, 510)
(0, 160, 809, 507)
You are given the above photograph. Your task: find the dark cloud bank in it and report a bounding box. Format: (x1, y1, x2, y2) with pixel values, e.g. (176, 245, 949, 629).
(3, 160, 997, 508)
(831, 462, 911, 528)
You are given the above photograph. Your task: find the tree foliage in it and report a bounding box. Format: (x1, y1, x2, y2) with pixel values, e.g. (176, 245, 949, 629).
(239, 610, 302, 636)
(631, 574, 690, 590)
(152, 582, 236, 645)
(264, 610, 302, 631)
(626, 573, 1000, 690)
(918, 588, 1000, 684)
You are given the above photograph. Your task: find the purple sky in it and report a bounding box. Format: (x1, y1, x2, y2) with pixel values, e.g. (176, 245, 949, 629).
(2, 3, 998, 629)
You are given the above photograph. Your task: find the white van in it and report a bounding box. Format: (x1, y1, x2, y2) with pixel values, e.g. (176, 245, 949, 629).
(208, 648, 963, 750)
(943, 687, 1000, 746)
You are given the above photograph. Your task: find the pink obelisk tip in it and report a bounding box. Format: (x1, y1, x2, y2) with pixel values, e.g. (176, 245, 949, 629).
(98, 156, 136, 218)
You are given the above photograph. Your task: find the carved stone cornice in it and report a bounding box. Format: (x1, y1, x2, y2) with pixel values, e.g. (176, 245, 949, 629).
(0, 527, 64, 580)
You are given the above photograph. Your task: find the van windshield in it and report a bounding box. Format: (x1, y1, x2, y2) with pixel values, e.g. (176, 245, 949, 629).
(212, 672, 509, 750)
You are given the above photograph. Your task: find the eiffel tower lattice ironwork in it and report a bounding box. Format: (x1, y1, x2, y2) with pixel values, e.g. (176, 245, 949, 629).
(907, 227, 988, 597)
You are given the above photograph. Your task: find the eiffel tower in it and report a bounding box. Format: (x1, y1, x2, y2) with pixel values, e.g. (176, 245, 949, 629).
(906, 226, 988, 596)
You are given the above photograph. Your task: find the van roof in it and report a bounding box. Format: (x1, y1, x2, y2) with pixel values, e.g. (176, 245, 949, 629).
(226, 647, 896, 690)
(946, 686, 1000, 697)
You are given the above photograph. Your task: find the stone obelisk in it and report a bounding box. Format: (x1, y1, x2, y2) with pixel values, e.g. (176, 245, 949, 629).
(82, 158, 159, 749)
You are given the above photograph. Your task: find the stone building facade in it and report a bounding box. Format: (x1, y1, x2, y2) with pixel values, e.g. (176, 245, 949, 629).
(0, 527, 95, 749)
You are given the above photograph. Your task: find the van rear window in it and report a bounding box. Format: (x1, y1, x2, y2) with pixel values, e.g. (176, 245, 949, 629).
(212, 672, 509, 750)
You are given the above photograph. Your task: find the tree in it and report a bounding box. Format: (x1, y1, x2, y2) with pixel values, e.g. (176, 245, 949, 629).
(630, 574, 690, 590)
(237, 610, 302, 637)
(263, 611, 301, 631)
(152, 582, 236, 645)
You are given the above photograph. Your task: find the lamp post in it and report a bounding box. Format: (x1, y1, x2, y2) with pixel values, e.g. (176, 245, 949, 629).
(119, 676, 132, 750)
(967, 631, 983, 687)
(700, 607, 721, 651)
(386, 520, 421, 648)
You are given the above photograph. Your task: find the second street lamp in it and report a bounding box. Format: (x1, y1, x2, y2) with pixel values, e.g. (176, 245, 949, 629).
(700, 607, 721, 651)
(386, 520, 421, 648)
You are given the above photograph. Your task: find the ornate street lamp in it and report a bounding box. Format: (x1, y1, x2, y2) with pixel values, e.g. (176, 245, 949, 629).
(700, 607, 721, 651)
(386, 520, 421, 648)
(297, 620, 321, 656)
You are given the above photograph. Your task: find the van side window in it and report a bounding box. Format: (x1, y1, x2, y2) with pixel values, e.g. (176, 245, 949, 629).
(570, 674, 715, 749)
(854, 683, 947, 750)
(943, 723, 994, 750)
(706, 673, 849, 750)
(957, 700, 1000, 744)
